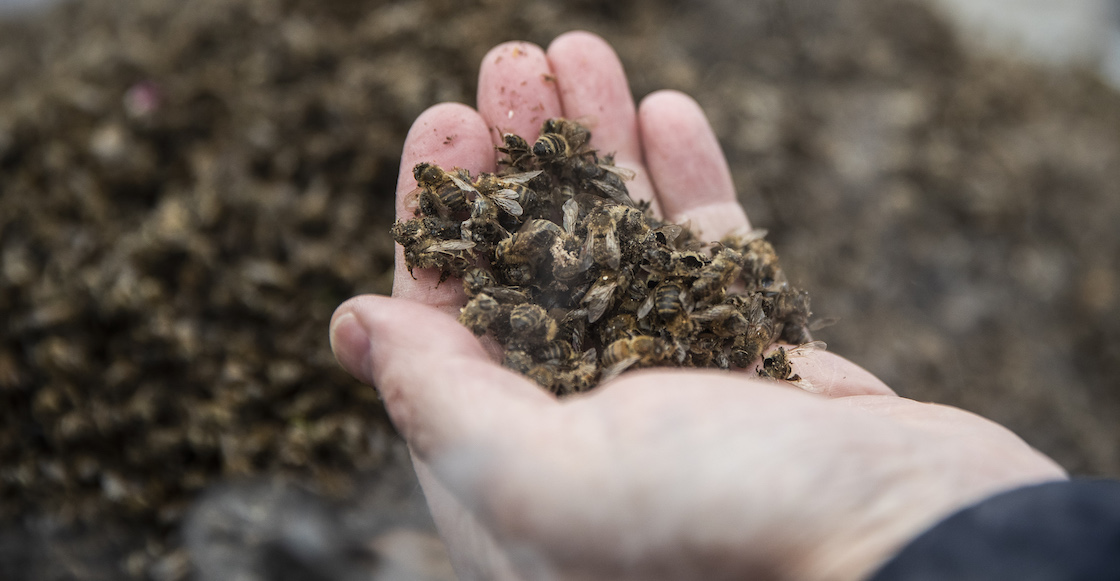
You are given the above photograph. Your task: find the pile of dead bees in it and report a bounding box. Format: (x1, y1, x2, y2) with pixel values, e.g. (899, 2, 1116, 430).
(393, 118, 816, 395)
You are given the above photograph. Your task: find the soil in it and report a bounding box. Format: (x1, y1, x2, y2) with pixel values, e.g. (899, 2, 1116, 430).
(2, 0, 1119, 578)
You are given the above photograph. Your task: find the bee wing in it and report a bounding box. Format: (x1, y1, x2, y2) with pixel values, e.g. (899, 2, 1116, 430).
(470, 196, 487, 218)
(500, 170, 543, 184)
(691, 304, 729, 323)
(428, 239, 476, 254)
(789, 340, 827, 356)
(599, 163, 637, 181)
(652, 223, 683, 245)
(590, 178, 636, 207)
(637, 292, 655, 320)
(598, 225, 621, 270)
(402, 185, 425, 212)
(489, 286, 530, 304)
(574, 232, 596, 272)
(581, 281, 618, 323)
(599, 355, 640, 384)
(808, 317, 839, 331)
(492, 191, 524, 216)
(449, 169, 479, 195)
(580, 348, 597, 364)
(562, 198, 579, 235)
(563, 307, 589, 324)
(723, 227, 769, 248)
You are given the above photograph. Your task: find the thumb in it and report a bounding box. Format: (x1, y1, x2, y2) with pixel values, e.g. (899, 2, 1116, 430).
(329, 294, 554, 459)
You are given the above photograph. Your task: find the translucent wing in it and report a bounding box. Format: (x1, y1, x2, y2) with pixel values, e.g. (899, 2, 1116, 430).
(599, 356, 639, 384)
(491, 190, 524, 216)
(427, 239, 476, 254)
(500, 170, 543, 184)
(788, 340, 827, 356)
(604, 234, 621, 270)
(599, 163, 636, 181)
(562, 198, 579, 235)
(590, 178, 636, 207)
(722, 227, 768, 248)
(651, 223, 683, 245)
(449, 169, 479, 195)
(581, 280, 618, 323)
(637, 292, 655, 320)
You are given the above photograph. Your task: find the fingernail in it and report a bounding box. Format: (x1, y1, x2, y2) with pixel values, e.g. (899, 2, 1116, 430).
(329, 312, 373, 384)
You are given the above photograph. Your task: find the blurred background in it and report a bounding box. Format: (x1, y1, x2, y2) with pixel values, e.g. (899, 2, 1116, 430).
(2, 0, 1119, 579)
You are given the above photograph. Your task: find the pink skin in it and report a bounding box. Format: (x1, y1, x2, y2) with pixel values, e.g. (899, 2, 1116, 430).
(332, 31, 1066, 581)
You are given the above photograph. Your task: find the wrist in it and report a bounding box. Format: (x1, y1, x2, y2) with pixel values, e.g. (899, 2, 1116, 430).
(790, 475, 1070, 581)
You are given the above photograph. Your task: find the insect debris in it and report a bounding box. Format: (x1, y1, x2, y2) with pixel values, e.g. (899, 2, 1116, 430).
(392, 118, 821, 395)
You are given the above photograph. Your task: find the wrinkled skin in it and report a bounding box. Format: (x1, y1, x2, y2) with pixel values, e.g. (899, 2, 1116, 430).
(330, 31, 1065, 581)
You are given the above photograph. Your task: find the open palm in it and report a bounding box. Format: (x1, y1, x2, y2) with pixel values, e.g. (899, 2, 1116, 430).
(330, 31, 1065, 581)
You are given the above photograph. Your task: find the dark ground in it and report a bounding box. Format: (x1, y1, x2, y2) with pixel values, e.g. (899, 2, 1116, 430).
(1, 0, 1119, 578)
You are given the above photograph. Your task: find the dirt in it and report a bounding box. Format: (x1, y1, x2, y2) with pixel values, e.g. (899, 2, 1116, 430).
(2, 0, 1119, 578)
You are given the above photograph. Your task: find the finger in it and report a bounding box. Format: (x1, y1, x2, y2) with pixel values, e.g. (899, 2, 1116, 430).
(393, 103, 494, 313)
(477, 41, 563, 150)
(784, 351, 897, 398)
(546, 30, 659, 213)
(639, 90, 750, 241)
(329, 295, 553, 458)
(745, 347, 896, 399)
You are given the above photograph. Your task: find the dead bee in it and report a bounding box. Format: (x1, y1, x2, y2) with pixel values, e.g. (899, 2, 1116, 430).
(503, 350, 535, 374)
(774, 287, 813, 345)
(497, 290, 535, 309)
(600, 335, 673, 381)
(462, 267, 497, 297)
(508, 304, 558, 348)
(459, 293, 503, 336)
(638, 280, 693, 336)
(534, 340, 574, 364)
(687, 333, 723, 368)
(729, 297, 776, 368)
(475, 170, 543, 218)
(550, 199, 594, 281)
(598, 313, 641, 345)
(568, 155, 637, 206)
(533, 118, 591, 161)
(584, 206, 621, 270)
(663, 250, 709, 278)
(497, 133, 535, 170)
(690, 246, 743, 305)
(723, 227, 786, 292)
(412, 162, 476, 215)
(420, 214, 462, 241)
(496, 219, 564, 267)
(527, 363, 560, 391)
(559, 308, 589, 352)
(555, 349, 600, 394)
(590, 165, 638, 207)
(691, 304, 749, 338)
(581, 269, 630, 323)
(648, 280, 686, 319)
(394, 120, 814, 395)
(757, 341, 826, 384)
(461, 194, 511, 248)
(391, 220, 475, 281)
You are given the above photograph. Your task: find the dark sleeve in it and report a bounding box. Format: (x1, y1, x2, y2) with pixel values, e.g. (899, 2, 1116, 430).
(868, 479, 1120, 581)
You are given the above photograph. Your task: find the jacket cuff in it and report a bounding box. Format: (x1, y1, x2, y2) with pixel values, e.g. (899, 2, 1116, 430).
(868, 479, 1120, 580)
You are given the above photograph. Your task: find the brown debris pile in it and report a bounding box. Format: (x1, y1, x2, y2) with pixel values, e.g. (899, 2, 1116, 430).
(394, 118, 816, 394)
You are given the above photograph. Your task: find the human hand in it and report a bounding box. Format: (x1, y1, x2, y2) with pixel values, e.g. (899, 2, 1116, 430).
(330, 31, 1066, 581)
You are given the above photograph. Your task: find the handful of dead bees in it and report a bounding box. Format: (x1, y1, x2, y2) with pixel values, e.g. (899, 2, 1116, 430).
(392, 118, 818, 395)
